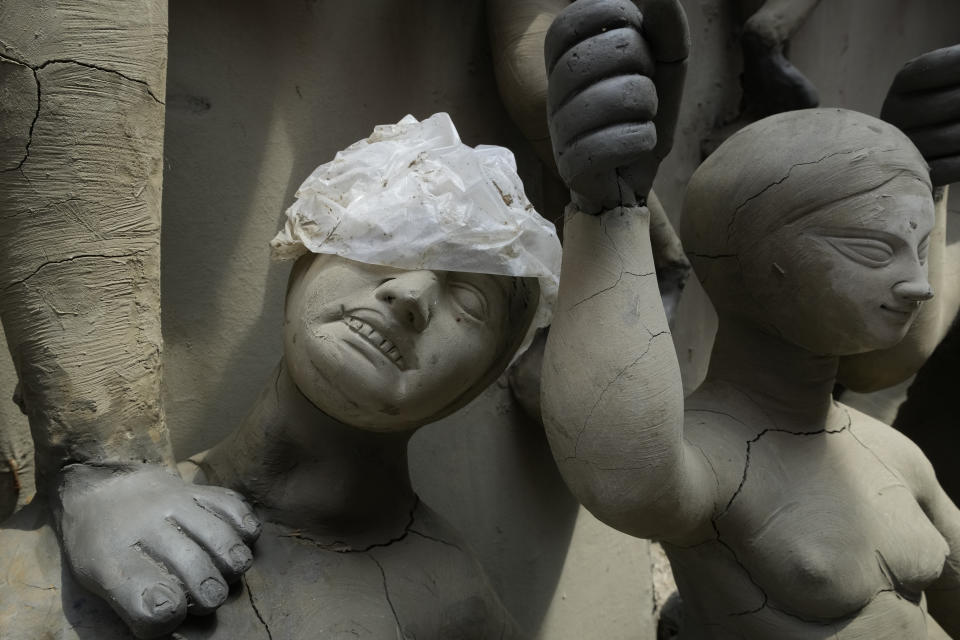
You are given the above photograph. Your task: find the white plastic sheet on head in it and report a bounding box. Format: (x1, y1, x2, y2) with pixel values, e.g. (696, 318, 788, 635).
(271, 112, 562, 354)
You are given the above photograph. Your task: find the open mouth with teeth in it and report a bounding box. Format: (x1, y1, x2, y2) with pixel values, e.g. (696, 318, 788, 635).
(344, 316, 406, 369)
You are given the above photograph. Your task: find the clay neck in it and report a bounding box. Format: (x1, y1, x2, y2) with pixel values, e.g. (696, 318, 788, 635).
(706, 318, 839, 429)
(204, 360, 416, 539)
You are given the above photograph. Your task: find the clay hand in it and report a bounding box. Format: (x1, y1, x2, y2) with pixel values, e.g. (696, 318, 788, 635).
(53, 463, 261, 638)
(545, 0, 689, 213)
(882, 44, 960, 186)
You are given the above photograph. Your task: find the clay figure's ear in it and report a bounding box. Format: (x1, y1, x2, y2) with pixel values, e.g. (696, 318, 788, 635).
(882, 44, 960, 186)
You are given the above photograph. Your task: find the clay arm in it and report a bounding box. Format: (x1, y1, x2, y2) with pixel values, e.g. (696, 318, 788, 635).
(838, 45, 960, 392)
(915, 462, 960, 635)
(0, 4, 257, 638)
(541, 0, 716, 543)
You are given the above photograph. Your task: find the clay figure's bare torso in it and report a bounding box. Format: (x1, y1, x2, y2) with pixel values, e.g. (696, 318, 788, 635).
(670, 385, 951, 639)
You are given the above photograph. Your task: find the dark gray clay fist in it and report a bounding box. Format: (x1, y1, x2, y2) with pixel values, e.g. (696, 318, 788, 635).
(882, 44, 960, 187)
(545, 0, 689, 213)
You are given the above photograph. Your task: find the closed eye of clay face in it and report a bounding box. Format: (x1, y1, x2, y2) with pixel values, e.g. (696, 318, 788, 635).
(739, 175, 935, 356)
(283, 255, 520, 431)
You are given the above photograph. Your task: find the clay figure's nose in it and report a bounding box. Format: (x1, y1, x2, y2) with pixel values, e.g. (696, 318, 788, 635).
(892, 278, 934, 303)
(375, 270, 440, 332)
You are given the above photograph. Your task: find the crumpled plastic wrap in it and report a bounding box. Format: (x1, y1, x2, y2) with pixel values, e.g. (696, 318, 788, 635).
(271, 112, 562, 352)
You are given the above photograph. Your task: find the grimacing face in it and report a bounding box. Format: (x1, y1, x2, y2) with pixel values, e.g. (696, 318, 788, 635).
(739, 175, 935, 356)
(284, 255, 518, 431)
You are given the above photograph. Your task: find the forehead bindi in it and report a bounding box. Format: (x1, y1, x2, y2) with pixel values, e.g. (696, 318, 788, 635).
(860, 188, 934, 240)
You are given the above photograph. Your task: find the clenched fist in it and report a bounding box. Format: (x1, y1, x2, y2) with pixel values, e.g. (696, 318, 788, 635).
(545, 0, 689, 213)
(882, 44, 960, 187)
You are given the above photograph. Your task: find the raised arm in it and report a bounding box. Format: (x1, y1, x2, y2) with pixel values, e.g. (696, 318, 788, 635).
(487, 0, 691, 295)
(838, 45, 960, 392)
(540, 0, 715, 543)
(0, 4, 257, 637)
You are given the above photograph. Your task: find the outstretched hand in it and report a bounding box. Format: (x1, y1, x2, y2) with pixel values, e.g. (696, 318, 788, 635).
(882, 44, 960, 187)
(545, 0, 689, 213)
(53, 463, 261, 638)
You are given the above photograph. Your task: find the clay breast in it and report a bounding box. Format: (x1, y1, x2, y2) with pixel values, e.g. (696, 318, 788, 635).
(715, 424, 948, 621)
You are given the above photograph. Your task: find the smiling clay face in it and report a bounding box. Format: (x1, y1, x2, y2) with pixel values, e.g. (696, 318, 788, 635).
(740, 174, 935, 356)
(283, 254, 516, 431)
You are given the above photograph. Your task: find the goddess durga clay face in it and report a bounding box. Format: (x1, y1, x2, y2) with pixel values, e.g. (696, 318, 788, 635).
(283, 254, 516, 431)
(738, 175, 935, 356)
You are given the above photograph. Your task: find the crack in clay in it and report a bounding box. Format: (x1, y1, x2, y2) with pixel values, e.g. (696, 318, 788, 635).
(279, 497, 418, 553)
(2, 249, 154, 292)
(718, 405, 852, 517)
(243, 574, 274, 640)
(725, 149, 864, 242)
(709, 518, 769, 616)
(566, 328, 669, 462)
(369, 555, 408, 639)
(568, 268, 655, 310)
(690, 252, 738, 260)
(568, 209, 656, 309)
(702, 405, 854, 618)
(687, 437, 722, 494)
(37, 57, 164, 104)
(846, 425, 902, 482)
(0, 52, 163, 174)
(0, 54, 39, 173)
(408, 528, 461, 550)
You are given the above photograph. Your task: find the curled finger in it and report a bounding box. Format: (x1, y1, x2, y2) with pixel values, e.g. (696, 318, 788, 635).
(558, 121, 657, 186)
(882, 84, 960, 130)
(551, 74, 658, 149)
(901, 121, 960, 161)
(636, 0, 691, 63)
(929, 154, 960, 187)
(548, 27, 655, 112)
(890, 45, 960, 94)
(545, 0, 644, 73)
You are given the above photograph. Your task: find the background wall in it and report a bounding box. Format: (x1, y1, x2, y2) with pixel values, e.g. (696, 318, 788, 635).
(1, 1, 958, 637)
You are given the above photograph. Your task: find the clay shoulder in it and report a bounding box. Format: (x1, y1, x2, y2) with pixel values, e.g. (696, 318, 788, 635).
(841, 401, 939, 497)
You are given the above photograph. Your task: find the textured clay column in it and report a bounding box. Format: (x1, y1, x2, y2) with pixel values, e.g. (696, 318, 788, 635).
(0, 0, 173, 491)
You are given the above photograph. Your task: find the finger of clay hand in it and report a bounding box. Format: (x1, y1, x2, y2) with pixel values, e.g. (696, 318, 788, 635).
(635, 0, 690, 63)
(78, 546, 187, 639)
(649, 60, 687, 156)
(882, 84, 960, 130)
(890, 45, 960, 93)
(548, 28, 654, 110)
(558, 122, 657, 186)
(551, 75, 658, 149)
(929, 154, 960, 187)
(545, 0, 644, 73)
(176, 502, 254, 579)
(900, 121, 960, 160)
(191, 484, 262, 543)
(138, 526, 230, 614)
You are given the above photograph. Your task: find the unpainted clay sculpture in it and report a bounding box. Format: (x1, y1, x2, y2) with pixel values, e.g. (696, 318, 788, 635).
(0, 4, 265, 638)
(541, 1, 960, 638)
(0, 112, 561, 639)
